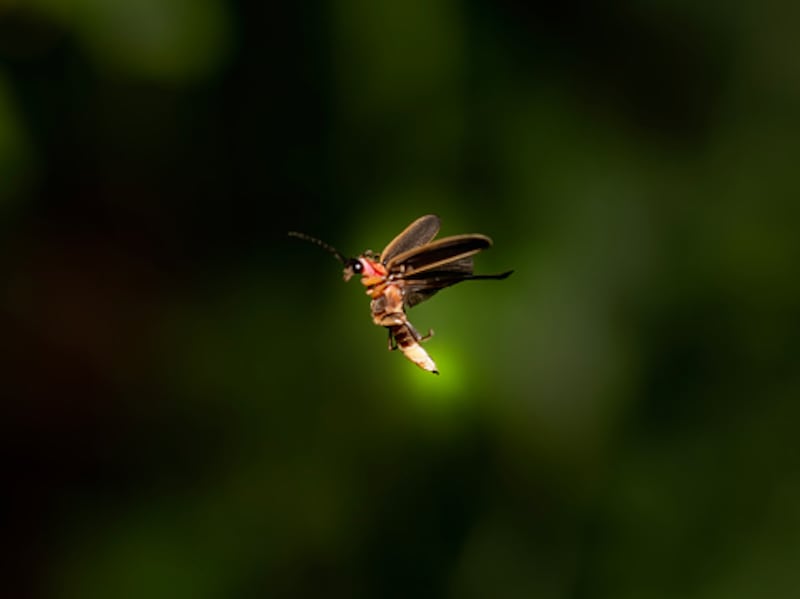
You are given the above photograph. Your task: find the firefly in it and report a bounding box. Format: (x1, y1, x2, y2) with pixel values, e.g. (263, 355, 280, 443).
(289, 214, 512, 374)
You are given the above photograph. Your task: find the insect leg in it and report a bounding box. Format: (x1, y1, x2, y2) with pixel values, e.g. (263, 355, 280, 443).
(387, 328, 399, 351)
(404, 320, 434, 343)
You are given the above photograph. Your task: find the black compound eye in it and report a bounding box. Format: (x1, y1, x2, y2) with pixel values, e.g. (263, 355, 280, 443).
(348, 259, 363, 273)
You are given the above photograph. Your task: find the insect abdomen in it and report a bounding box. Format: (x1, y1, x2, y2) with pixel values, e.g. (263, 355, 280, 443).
(391, 325, 439, 374)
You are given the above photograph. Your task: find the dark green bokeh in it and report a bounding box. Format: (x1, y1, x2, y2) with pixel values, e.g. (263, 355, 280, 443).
(3, 1, 799, 598)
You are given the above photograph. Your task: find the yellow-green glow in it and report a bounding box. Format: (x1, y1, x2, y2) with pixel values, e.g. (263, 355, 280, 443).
(401, 340, 472, 409)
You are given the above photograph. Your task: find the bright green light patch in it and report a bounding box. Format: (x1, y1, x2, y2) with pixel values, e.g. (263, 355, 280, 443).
(401, 340, 472, 409)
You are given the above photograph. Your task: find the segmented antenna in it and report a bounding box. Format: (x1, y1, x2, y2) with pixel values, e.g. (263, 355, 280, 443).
(288, 231, 346, 264)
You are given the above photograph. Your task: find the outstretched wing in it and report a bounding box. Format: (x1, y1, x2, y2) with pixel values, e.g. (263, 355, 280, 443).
(402, 270, 513, 308)
(385, 234, 492, 275)
(388, 235, 512, 308)
(379, 214, 441, 264)
(400, 256, 474, 307)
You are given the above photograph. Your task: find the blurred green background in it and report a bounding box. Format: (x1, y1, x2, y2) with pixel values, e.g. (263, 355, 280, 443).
(2, 1, 799, 598)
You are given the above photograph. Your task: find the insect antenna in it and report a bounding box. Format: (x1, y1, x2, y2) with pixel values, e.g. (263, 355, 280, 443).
(288, 231, 347, 264)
